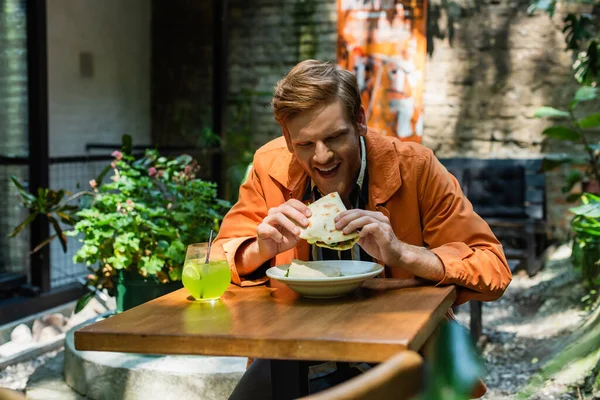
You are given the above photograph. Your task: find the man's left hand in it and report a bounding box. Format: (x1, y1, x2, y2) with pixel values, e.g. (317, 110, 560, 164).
(335, 209, 402, 268)
(335, 209, 446, 282)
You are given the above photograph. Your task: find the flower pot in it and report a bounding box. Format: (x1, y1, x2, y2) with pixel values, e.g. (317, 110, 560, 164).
(116, 269, 183, 313)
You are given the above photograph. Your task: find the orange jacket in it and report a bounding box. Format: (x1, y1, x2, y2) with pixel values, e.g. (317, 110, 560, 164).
(215, 131, 512, 306)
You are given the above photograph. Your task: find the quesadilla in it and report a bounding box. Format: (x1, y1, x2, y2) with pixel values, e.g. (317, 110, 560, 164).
(284, 259, 343, 278)
(299, 192, 359, 251)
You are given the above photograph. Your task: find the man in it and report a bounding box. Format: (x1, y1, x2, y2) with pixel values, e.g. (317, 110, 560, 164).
(215, 59, 512, 398)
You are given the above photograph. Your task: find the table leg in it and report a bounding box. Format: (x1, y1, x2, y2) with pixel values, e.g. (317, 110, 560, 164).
(271, 360, 309, 399)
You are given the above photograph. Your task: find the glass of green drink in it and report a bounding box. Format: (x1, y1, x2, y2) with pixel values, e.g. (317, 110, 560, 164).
(182, 242, 231, 302)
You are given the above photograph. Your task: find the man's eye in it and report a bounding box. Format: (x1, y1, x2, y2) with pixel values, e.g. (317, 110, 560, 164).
(297, 142, 311, 147)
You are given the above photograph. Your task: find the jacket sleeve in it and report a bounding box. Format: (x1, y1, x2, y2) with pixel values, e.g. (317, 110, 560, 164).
(213, 164, 270, 286)
(417, 149, 512, 305)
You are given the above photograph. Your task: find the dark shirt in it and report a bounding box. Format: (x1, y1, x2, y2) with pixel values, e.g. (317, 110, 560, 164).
(302, 171, 373, 263)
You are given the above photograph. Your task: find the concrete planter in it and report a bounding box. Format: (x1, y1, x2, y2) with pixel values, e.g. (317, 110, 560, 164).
(64, 322, 246, 400)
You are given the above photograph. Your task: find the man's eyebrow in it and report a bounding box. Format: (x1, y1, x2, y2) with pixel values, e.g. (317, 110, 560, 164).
(293, 127, 350, 143)
(329, 127, 350, 136)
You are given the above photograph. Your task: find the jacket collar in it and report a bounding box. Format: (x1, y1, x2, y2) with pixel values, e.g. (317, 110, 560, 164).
(364, 131, 402, 205)
(268, 131, 402, 205)
(268, 145, 308, 199)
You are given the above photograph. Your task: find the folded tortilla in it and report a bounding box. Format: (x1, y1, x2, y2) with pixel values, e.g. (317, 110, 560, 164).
(299, 192, 359, 251)
(285, 260, 342, 278)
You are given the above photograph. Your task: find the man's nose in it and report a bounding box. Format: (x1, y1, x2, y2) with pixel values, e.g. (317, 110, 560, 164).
(313, 141, 333, 164)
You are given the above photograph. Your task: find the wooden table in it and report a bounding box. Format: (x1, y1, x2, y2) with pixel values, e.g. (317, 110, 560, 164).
(75, 281, 456, 399)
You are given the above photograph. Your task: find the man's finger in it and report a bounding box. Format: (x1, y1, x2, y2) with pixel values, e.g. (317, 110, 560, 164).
(264, 213, 302, 236)
(340, 215, 378, 234)
(257, 223, 284, 243)
(359, 222, 385, 241)
(286, 198, 312, 217)
(279, 205, 310, 228)
(335, 209, 388, 227)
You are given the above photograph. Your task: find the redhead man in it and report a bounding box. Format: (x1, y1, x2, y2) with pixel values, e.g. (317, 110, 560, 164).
(216, 60, 512, 399)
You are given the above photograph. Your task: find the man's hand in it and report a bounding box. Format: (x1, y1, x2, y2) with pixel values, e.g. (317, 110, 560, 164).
(256, 199, 312, 261)
(335, 209, 445, 282)
(335, 209, 401, 267)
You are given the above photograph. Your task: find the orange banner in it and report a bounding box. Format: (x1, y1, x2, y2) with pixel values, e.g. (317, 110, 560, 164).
(337, 0, 427, 142)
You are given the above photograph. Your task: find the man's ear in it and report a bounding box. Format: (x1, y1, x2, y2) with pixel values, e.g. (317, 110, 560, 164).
(357, 106, 368, 136)
(282, 126, 294, 153)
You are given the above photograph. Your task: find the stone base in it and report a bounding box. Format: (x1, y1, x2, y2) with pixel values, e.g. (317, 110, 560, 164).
(63, 322, 246, 400)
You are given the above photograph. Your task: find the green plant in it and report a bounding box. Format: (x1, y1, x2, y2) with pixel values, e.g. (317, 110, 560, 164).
(528, 0, 599, 86)
(8, 178, 90, 253)
(535, 86, 600, 200)
(419, 320, 485, 400)
(570, 192, 600, 287)
(10, 135, 230, 311)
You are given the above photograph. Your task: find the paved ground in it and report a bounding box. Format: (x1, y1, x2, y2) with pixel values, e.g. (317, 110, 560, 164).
(454, 244, 593, 399)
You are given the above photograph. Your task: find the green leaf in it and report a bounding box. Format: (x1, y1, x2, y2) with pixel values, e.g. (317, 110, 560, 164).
(578, 113, 600, 129)
(541, 126, 580, 141)
(563, 14, 594, 52)
(8, 212, 38, 238)
(141, 256, 165, 275)
(10, 176, 36, 204)
(534, 107, 569, 119)
(168, 266, 183, 281)
(423, 320, 483, 399)
(562, 170, 583, 193)
(121, 134, 133, 156)
(31, 233, 60, 253)
(566, 193, 583, 202)
(541, 154, 573, 171)
(569, 99, 579, 111)
(574, 86, 598, 102)
(569, 202, 600, 218)
(582, 193, 600, 203)
(75, 292, 94, 314)
(571, 216, 600, 236)
(56, 211, 76, 226)
(48, 216, 68, 253)
(95, 164, 112, 186)
(574, 40, 600, 86)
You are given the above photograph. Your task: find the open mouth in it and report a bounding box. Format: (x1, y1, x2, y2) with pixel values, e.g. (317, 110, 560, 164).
(314, 163, 340, 178)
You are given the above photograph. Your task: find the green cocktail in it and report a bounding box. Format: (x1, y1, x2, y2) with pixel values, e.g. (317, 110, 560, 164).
(182, 259, 231, 301)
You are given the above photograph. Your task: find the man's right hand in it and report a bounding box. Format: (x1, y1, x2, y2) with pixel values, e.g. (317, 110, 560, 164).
(256, 199, 312, 260)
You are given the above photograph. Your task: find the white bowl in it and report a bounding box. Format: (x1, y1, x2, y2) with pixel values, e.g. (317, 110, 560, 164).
(266, 260, 384, 298)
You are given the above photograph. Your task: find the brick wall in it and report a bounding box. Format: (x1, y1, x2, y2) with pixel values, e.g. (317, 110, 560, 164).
(151, 0, 213, 148)
(421, 0, 577, 159)
(152, 0, 585, 239)
(227, 0, 338, 147)
(224, 0, 584, 239)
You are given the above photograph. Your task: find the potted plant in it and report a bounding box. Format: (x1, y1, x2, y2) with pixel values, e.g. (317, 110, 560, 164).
(10, 135, 230, 312)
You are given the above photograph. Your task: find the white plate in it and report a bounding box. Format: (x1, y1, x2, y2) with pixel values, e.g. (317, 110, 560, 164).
(266, 260, 384, 298)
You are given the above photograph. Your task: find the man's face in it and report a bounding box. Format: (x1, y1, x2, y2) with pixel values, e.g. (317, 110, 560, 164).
(283, 99, 367, 203)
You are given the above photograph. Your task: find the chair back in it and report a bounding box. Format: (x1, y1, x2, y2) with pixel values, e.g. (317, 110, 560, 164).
(299, 350, 423, 400)
(0, 388, 27, 400)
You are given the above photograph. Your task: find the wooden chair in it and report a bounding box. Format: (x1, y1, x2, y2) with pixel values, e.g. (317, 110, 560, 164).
(298, 350, 423, 400)
(442, 158, 548, 339)
(0, 388, 26, 400)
